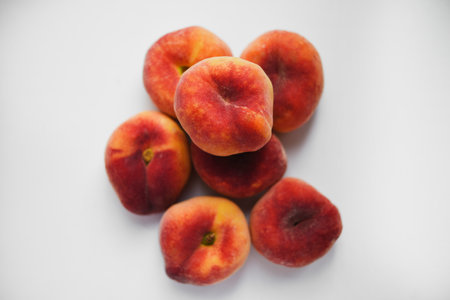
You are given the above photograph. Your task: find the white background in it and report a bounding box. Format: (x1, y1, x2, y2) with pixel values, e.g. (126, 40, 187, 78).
(1, 0, 450, 299)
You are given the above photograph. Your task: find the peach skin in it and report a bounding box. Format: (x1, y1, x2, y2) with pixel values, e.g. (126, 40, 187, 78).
(143, 26, 232, 117)
(174, 56, 274, 156)
(241, 30, 324, 132)
(159, 196, 250, 285)
(191, 134, 287, 199)
(105, 111, 191, 214)
(250, 177, 342, 267)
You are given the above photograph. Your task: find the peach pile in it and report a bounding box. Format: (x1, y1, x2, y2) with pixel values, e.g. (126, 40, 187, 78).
(105, 26, 342, 286)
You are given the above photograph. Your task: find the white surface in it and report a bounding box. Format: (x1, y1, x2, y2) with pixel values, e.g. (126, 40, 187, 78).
(1, 0, 450, 299)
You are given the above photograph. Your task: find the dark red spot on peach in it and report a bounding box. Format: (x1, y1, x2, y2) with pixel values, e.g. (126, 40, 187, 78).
(106, 150, 149, 214)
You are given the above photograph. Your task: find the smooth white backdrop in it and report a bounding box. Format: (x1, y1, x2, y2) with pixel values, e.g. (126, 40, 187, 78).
(1, 0, 449, 299)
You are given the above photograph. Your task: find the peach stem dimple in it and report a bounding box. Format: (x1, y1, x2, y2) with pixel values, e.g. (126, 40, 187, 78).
(142, 148, 154, 165)
(201, 232, 216, 246)
(178, 65, 190, 74)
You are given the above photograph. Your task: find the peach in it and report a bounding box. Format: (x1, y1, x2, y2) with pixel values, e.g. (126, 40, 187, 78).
(143, 26, 232, 117)
(241, 30, 324, 132)
(159, 196, 250, 285)
(250, 177, 342, 267)
(174, 56, 274, 156)
(105, 111, 191, 214)
(191, 134, 287, 199)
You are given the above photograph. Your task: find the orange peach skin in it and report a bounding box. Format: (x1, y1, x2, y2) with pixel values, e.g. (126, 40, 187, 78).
(174, 56, 274, 156)
(250, 177, 342, 267)
(143, 26, 232, 117)
(241, 30, 324, 132)
(191, 134, 287, 199)
(159, 196, 250, 285)
(105, 111, 191, 214)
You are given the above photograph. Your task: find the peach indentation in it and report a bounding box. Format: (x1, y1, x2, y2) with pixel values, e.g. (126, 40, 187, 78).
(201, 232, 216, 246)
(142, 148, 154, 165)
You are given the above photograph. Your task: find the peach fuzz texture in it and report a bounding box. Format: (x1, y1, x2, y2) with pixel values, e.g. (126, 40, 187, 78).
(105, 111, 191, 215)
(159, 196, 250, 285)
(250, 177, 342, 267)
(174, 56, 274, 156)
(143, 26, 232, 117)
(241, 30, 324, 132)
(190, 134, 287, 199)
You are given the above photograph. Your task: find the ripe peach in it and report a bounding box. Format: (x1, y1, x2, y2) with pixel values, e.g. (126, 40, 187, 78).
(250, 177, 342, 267)
(191, 134, 287, 199)
(241, 30, 324, 132)
(174, 56, 274, 156)
(143, 26, 232, 117)
(105, 111, 191, 214)
(159, 196, 250, 285)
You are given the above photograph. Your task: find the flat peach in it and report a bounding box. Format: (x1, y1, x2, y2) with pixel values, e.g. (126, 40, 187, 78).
(159, 196, 250, 285)
(174, 56, 273, 156)
(143, 26, 232, 117)
(241, 30, 324, 132)
(105, 111, 191, 214)
(191, 134, 287, 199)
(250, 177, 342, 267)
